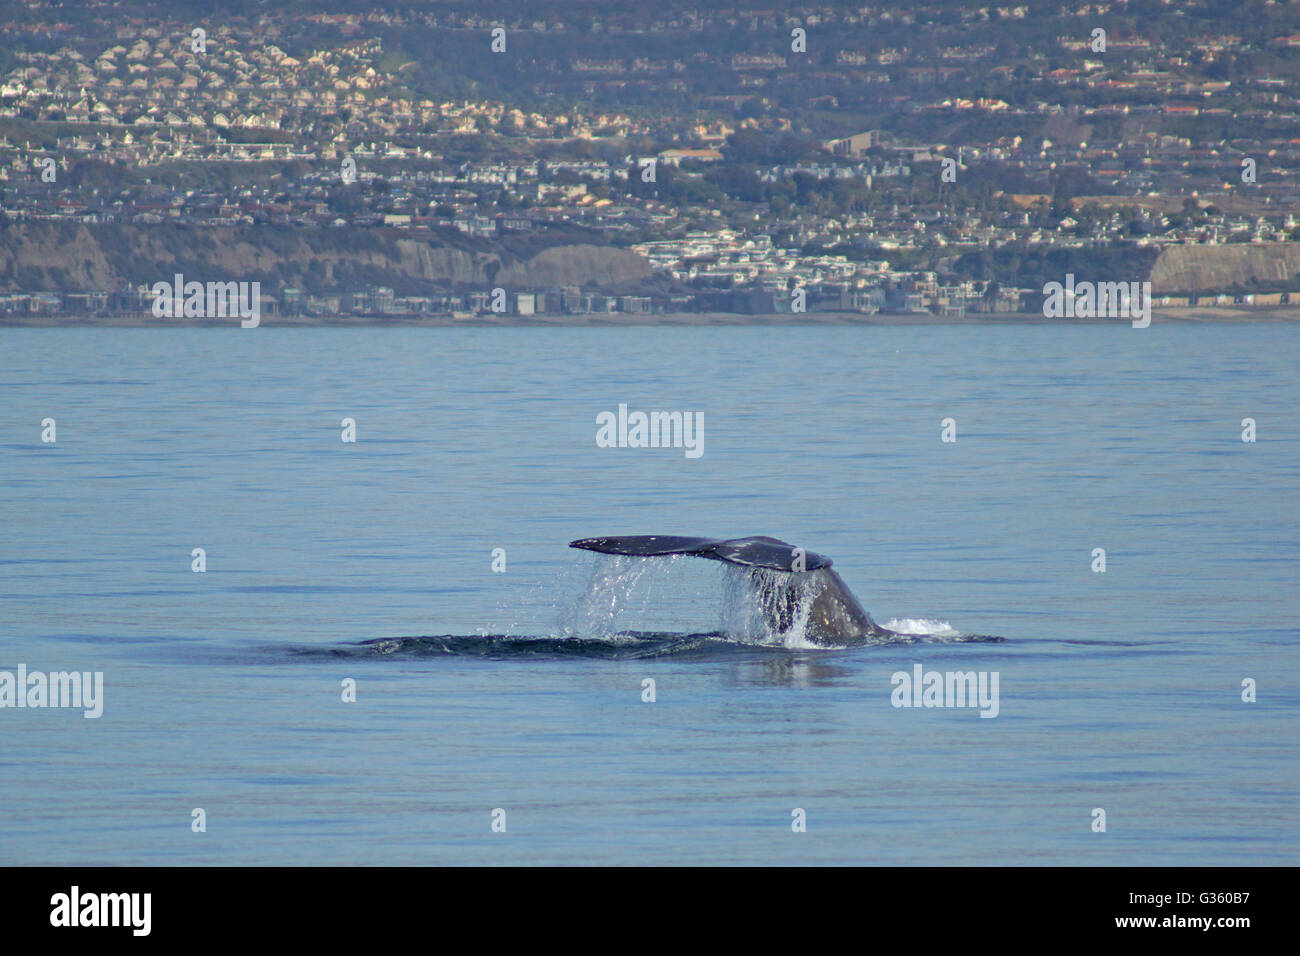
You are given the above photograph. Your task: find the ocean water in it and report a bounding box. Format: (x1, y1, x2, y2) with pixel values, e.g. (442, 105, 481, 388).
(1, 323, 1297, 865)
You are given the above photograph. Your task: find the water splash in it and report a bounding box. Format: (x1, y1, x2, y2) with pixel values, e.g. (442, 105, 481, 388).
(557, 553, 717, 639)
(559, 556, 838, 648)
(882, 618, 957, 637)
(460, 553, 1001, 652)
(720, 565, 824, 647)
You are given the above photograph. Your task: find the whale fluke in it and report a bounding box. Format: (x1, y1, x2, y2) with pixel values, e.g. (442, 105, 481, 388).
(569, 535, 832, 572)
(569, 534, 893, 646)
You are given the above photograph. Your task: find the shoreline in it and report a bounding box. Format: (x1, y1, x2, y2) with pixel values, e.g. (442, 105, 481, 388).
(2, 308, 1299, 328)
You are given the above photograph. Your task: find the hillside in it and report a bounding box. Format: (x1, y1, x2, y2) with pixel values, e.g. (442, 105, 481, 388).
(0, 222, 653, 295)
(1149, 242, 1300, 294)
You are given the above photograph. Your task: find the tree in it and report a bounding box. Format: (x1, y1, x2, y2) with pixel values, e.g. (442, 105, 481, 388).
(1049, 175, 1073, 222)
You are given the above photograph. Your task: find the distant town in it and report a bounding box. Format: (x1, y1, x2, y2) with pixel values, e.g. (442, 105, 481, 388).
(3, 0, 1300, 320)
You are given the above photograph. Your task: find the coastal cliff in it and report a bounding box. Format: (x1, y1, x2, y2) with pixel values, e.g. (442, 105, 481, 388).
(0, 222, 653, 294)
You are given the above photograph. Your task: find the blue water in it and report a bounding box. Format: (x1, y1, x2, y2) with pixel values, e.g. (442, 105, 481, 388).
(1, 324, 1297, 865)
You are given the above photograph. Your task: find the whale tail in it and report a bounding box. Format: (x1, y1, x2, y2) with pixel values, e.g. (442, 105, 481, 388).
(568, 534, 831, 571)
(569, 535, 886, 646)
